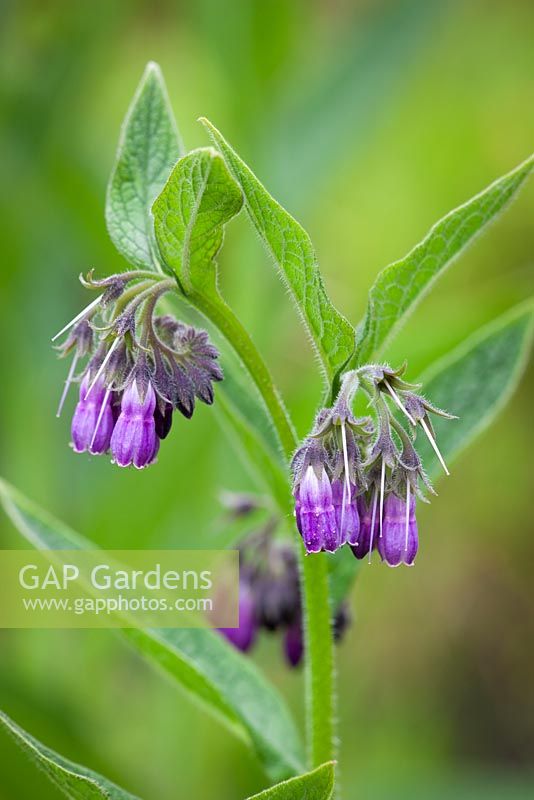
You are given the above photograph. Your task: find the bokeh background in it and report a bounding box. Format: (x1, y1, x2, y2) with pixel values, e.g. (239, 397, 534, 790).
(0, 1, 533, 798)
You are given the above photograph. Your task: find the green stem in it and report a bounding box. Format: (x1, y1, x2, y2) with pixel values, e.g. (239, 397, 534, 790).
(189, 289, 336, 771)
(301, 553, 336, 768)
(190, 292, 296, 457)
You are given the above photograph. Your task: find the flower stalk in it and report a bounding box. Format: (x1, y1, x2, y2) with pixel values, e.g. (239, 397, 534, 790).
(189, 290, 338, 769)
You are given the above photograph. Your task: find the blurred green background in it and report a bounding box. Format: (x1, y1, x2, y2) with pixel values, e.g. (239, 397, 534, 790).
(0, 1, 533, 798)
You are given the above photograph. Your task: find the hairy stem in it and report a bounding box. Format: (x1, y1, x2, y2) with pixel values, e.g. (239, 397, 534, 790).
(190, 292, 296, 457)
(188, 289, 336, 770)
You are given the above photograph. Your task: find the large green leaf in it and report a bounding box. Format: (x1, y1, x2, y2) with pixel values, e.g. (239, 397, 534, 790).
(417, 301, 534, 479)
(0, 480, 304, 782)
(152, 147, 243, 297)
(247, 762, 335, 800)
(106, 61, 183, 270)
(0, 709, 139, 799)
(354, 155, 534, 364)
(215, 390, 290, 515)
(201, 118, 356, 382)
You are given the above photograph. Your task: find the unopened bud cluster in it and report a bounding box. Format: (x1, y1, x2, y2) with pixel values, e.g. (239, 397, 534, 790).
(53, 271, 222, 468)
(219, 523, 349, 666)
(292, 364, 454, 566)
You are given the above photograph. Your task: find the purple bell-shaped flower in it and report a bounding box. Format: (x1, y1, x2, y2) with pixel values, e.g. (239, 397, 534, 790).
(331, 479, 360, 547)
(377, 491, 418, 567)
(110, 380, 158, 469)
(71, 375, 114, 455)
(351, 493, 379, 560)
(219, 579, 258, 653)
(295, 465, 337, 553)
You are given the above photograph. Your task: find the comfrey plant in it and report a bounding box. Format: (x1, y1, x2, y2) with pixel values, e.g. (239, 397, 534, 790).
(53, 272, 222, 467)
(292, 364, 454, 566)
(218, 510, 350, 664)
(0, 62, 532, 799)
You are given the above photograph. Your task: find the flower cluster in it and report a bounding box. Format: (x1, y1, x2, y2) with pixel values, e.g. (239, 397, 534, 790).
(292, 364, 454, 566)
(53, 271, 222, 468)
(219, 525, 350, 666)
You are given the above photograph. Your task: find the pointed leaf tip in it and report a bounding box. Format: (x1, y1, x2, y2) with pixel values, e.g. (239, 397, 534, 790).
(246, 761, 336, 800)
(0, 709, 140, 799)
(106, 62, 183, 270)
(202, 119, 356, 380)
(354, 155, 534, 364)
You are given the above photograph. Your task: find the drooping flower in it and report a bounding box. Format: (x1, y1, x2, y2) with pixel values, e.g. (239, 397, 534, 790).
(292, 362, 452, 565)
(292, 401, 371, 554)
(295, 464, 338, 553)
(71, 375, 114, 455)
(254, 543, 300, 630)
(153, 400, 173, 440)
(283, 603, 351, 668)
(54, 271, 223, 468)
(218, 522, 352, 667)
(110, 378, 158, 469)
(377, 490, 418, 567)
(219, 578, 258, 652)
(284, 618, 303, 667)
(331, 478, 360, 548)
(351, 492, 379, 560)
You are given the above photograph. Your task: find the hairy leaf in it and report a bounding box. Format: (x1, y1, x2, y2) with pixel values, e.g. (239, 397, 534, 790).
(0, 480, 304, 782)
(417, 301, 534, 478)
(154, 155, 296, 458)
(0, 709, 139, 799)
(215, 390, 290, 514)
(354, 155, 534, 364)
(106, 61, 183, 270)
(201, 118, 356, 381)
(152, 147, 243, 297)
(247, 762, 335, 800)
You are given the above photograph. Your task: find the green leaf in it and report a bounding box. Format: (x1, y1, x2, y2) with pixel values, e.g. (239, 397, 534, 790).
(106, 61, 183, 270)
(354, 155, 534, 365)
(417, 301, 534, 479)
(0, 480, 305, 783)
(0, 709, 139, 799)
(246, 762, 336, 800)
(201, 118, 356, 382)
(123, 627, 304, 782)
(152, 147, 243, 297)
(215, 389, 291, 515)
(154, 150, 296, 459)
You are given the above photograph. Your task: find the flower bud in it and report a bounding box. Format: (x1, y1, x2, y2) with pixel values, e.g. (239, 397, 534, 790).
(154, 401, 173, 440)
(255, 547, 300, 631)
(333, 603, 351, 643)
(284, 619, 303, 668)
(219, 580, 257, 652)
